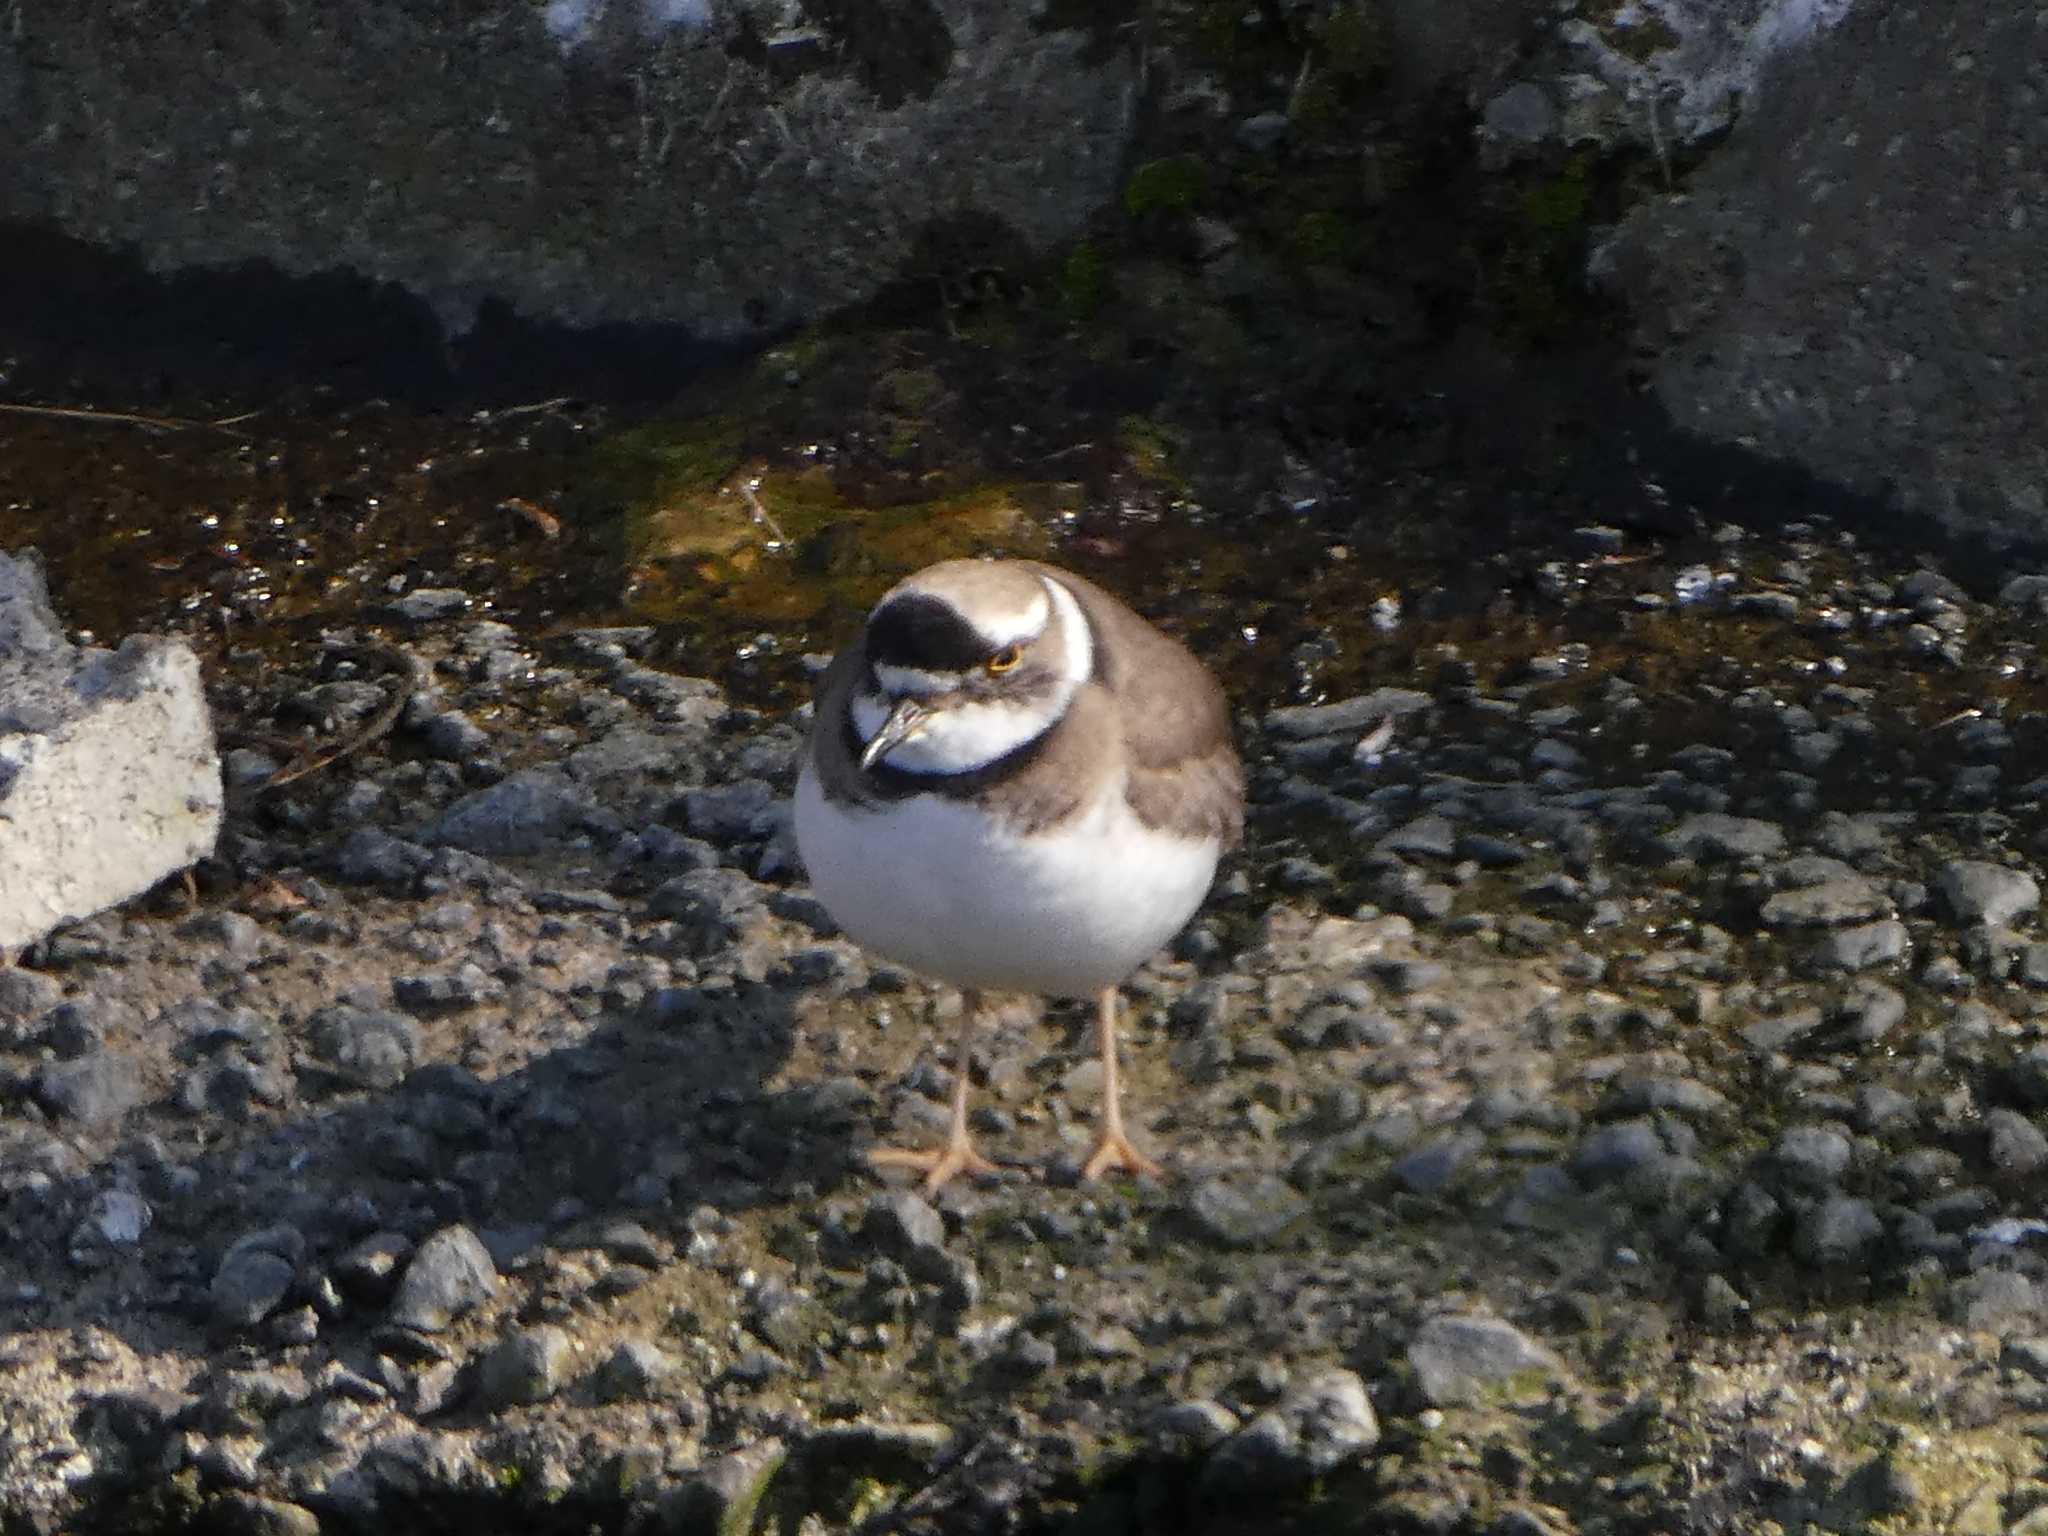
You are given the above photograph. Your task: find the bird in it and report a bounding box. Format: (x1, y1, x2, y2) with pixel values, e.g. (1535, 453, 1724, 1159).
(793, 557, 1243, 1192)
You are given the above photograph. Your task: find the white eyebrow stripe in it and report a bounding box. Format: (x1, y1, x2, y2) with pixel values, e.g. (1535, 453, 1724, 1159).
(975, 588, 1051, 648)
(1040, 575, 1093, 686)
(873, 662, 953, 695)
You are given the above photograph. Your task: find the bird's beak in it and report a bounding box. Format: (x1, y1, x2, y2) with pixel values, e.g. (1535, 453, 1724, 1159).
(860, 697, 930, 771)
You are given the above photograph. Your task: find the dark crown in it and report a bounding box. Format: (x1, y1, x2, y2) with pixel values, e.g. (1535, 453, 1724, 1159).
(866, 593, 1000, 672)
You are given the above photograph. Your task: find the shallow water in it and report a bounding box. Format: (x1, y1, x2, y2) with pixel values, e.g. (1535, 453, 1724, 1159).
(3, 234, 2042, 804)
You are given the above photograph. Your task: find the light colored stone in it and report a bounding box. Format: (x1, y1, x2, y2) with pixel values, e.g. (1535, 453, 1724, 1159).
(0, 552, 221, 952)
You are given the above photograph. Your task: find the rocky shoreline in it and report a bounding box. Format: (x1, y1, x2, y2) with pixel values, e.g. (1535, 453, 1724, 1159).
(9, 512, 2048, 1535)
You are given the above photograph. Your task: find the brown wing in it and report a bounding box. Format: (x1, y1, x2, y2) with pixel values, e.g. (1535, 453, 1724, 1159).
(1029, 564, 1245, 849)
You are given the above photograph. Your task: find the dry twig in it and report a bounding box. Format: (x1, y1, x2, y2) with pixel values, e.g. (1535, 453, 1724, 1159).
(0, 402, 256, 436)
(262, 643, 421, 790)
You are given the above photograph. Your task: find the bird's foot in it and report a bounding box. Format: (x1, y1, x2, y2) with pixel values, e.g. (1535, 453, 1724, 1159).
(1081, 1128, 1164, 1183)
(868, 1137, 1001, 1195)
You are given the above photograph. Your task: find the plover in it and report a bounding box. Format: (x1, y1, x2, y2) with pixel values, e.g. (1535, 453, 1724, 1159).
(794, 558, 1243, 1191)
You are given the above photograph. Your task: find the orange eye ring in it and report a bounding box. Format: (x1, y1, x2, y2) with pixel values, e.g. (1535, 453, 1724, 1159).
(986, 644, 1023, 674)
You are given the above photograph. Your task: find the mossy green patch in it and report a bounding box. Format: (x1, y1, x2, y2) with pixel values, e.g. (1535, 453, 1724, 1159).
(1116, 414, 1189, 494)
(1290, 209, 1360, 267)
(593, 415, 747, 509)
(1124, 155, 1209, 219)
(1291, 3, 1392, 134)
(1487, 151, 1603, 345)
(1056, 240, 1111, 322)
(613, 436, 1066, 631)
(1580, 0, 1683, 63)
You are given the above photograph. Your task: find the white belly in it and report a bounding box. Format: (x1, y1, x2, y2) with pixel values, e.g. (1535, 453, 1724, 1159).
(793, 765, 1220, 998)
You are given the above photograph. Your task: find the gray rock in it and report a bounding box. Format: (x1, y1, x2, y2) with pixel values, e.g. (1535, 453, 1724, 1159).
(1378, 815, 1459, 861)
(1236, 111, 1291, 152)
(1203, 1369, 1379, 1491)
(383, 588, 472, 624)
(33, 1049, 143, 1127)
(1741, 1006, 1823, 1053)
(596, 1339, 682, 1403)
(662, 1442, 787, 1536)
(577, 1218, 668, 1269)
(1600, 1075, 1729, 1118)
(1185, 1173, 1311, 1248)
(1568, 1120, 1664, 1185)
(1825, 982, 1908, 1049)
(1854, 1085, 1916, 1135)
(1760, 876, 1888, 928)
(1793, 1195, 1884, 1266)
(1481, 81, 1558, 154)
(0, 965, 60, 1025)
(429, 770, 613, 856)
(0, 0, 1137, 342)
(1408, 1313, 1565, 1407)
(681, 779, 781, 842)
(1593, 0, 2048, 543)
(747, 1277, 820, 1355)
(333, 1232, 415, 1301)
(2008, 1047, 2048, 1109)
(1671, 744, 1736, 781)
(476, 1325, 574, 1408)
(1265, 688, 1431, 740)
(388, 1224, 499, 1332)
(1984, 1109, 2048, 1178)
(860, 1192, 951, 1284)
(1393, 1131, 1484, 1195)
(405, 1361, 462, 1417)
(1457, 832, 1531, 868)
(1936, 860, 2040, 927)
(1661, 814, 1785, 862)
(647, 868, 767, 947)
(1948, 1270, 2041, 1330)
(995, 1330, 1057, 1378)
(1145, 1399, 1240, 1457)
(1809, 920, 1910, 972)
(610, 668, 727, 724)
(211, 1236, 299, 1330)
(2000, 1336, 2048, 1382)
(391, 964, 503, 1013)
(307, 1006, 421, 1089)
(40, 1000, 107, 1057)
(1499, 1164, 1579, 1231)
(331, 827, 432, 887)
(0, 550, 222, 951)
(802, 1422, 954, 1473)
(75, 1187, 150, 1248)
(1721, 1181, 1784, 1260)
(417, 709, 491, 761)
(1811, 812, 1902, 863)
(1773, 1126, 1853, 1192)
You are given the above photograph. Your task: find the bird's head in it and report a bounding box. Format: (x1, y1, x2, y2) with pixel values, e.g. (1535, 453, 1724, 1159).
(852, 560, 1093, 775)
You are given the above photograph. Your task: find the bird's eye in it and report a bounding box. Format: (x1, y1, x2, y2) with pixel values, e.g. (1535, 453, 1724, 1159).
(986, 644, 1023, 675)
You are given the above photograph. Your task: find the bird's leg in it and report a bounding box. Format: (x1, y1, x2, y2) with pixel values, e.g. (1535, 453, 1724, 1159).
(1081, 986, 1164, 1182)
(868, 988, 1001, 1194)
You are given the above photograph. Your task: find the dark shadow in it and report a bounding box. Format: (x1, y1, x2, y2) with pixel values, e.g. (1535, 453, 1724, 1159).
(0, 834, 845, 1528)
(0, 221, 749, 411)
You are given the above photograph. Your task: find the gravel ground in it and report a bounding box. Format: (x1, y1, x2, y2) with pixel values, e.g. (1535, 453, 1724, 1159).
(8, 517, 2048, 1536)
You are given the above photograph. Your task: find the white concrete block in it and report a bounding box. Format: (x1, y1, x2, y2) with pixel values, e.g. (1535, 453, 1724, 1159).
(0, 552, 223, 951)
